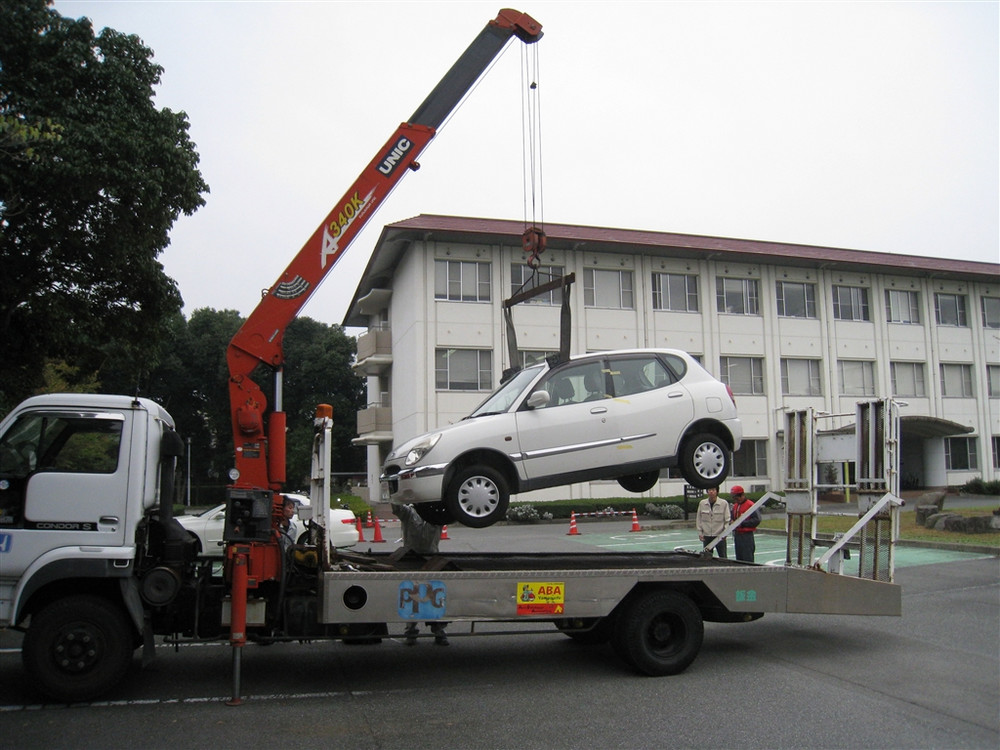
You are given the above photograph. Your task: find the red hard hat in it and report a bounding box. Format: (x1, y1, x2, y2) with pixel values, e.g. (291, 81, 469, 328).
(730, 485, 745, 495)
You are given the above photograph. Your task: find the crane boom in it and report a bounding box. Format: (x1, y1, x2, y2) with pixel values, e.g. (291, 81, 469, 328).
(226, 9, 542, 492)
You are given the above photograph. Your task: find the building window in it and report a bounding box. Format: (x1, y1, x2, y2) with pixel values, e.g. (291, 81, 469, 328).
(584, 268, 633, 309)
(838, 360, 876, 396)
(510, 264, 564, 305)
(988, 365, 1000, 399)
(435, 348, 492, 391)
(434, 260, 491, 302)
(651, 272, 699, 312)
(891, 362, 926, 398)
(885, 289, 920, 324)
(732, 439, 767, 477)
(519, 350, 556, 368)
(721, 356, 765, 395)
(832, 285, 870, 321)
(945, 437, 978, 471)
(716, 278, 759, 315)
(940, 363, 974, 398)
(775, 281, 817, 318)
(934, 292, 968, 327)
(993, 436, 1000, 470)
(780, 359, 822, 396)
(982, 297, 1000, 329)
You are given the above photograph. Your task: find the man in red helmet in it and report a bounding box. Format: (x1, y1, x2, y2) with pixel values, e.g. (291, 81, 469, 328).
(729, 486, 760, 563)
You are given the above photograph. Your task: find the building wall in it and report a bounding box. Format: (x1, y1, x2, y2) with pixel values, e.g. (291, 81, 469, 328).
(360, 235, 999, 500)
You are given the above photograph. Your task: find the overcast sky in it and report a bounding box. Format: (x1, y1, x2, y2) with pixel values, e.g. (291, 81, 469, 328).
(54, 0, 999, 326)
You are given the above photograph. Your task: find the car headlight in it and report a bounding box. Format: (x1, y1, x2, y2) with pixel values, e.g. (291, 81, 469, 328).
(404, 433, 441, 466)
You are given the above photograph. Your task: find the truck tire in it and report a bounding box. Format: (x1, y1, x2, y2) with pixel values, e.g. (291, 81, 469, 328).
(679, 432, 729, 489)
(22, 595, 134, 702)
(445, 465, 509, 528)
(611, 589, 703, 675)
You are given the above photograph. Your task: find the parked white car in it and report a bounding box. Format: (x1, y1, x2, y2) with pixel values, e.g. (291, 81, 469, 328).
(381, 349, 742, 528)
(177, 493, 357, 556)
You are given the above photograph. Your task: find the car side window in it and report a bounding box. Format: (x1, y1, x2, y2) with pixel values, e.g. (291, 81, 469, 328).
(540, 361, 607, 407)
(608, 355, 676, 397)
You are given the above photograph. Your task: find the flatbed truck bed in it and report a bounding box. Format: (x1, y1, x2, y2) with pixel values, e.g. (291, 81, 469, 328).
(304, 547, 901, 677)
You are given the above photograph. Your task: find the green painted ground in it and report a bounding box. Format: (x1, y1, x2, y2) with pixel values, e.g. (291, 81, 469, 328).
(567, 527, 994, 570)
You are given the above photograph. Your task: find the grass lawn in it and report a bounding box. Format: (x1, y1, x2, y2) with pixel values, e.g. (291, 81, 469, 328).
(761, 506, 1000, 548)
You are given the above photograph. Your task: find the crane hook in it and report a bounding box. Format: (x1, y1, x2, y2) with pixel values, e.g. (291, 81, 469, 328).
(522, 226, 547, 269)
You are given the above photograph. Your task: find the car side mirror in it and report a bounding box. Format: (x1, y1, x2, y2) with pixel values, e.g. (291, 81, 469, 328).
(526, 390, 550, 409)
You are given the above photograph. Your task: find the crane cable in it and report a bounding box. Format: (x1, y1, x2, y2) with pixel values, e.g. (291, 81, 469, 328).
(520, 41, 546, 271)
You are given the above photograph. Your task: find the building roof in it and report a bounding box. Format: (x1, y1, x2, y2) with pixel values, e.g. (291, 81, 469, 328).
(344, 214, 999, 327)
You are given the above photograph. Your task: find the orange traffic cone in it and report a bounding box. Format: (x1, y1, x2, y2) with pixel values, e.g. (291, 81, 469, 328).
(355, 517, 366, 542)
(629, 508, 641, 532)
(567, 512, 580, 536)
(440, 525, 450, 540)
(365, 511, 374, 528)
(371, 516, 385, 543)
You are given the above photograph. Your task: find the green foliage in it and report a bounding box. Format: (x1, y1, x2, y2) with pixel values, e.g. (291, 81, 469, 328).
(507, 496, 693, 520)
(0, 0, 208, 411)
(960, 478, 1000, 496)
(646, 502, 684, 520)
(506, 505, 542, 523)
(135, 310, 365, 506)
(282, 318, 365, 486)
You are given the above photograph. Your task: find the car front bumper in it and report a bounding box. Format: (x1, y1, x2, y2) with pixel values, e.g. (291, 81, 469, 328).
(381, 462, 448, 504)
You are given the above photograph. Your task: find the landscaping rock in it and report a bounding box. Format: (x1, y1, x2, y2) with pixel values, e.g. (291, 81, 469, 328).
(915, 505, 938, 525)
(927, 512, 962, 530)
(914, 490, 946, 512)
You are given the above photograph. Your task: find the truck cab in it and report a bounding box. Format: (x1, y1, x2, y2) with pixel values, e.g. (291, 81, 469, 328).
(0, 394, 181, 631)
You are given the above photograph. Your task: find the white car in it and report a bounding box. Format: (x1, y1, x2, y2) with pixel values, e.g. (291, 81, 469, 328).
(177, 493, 357, 556)
(381, 349, 742, 529)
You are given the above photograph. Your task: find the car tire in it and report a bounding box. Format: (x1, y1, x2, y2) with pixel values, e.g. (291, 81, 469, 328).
(22, 594, 134, 702)
(414, 501, 455, 526)
(617, 471, 660, 493)
(679, 432, 729, 489)
(445, 465, 510, 528)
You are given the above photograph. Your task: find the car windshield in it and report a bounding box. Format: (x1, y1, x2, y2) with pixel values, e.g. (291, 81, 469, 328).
(467, 366, 544, 418)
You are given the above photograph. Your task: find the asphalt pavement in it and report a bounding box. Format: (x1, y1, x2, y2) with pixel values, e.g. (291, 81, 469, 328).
(1, 501, 997, 750)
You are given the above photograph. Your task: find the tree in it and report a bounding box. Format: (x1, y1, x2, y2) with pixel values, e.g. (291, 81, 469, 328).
(282, 318, 366, 489)
(0, 0, 208, 412)
(128, 309, 365, 505)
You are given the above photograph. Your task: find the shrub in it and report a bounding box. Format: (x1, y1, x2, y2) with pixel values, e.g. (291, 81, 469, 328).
(960, 478, 1000, 496)
(507, 504, 541, 523)
(645, 503, 684, 520)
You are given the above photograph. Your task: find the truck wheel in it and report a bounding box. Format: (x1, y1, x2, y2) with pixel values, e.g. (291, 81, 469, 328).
(612, 590, 703, 675)
(445, 465, 509, 528)
(679, 433, 729, 489)
(22, 595, 134, 702)
(617, 471, 659, 493)
(414, 501, 455, 526)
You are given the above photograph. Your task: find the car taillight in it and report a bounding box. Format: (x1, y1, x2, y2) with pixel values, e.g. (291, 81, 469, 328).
(726, 384, 736, 406)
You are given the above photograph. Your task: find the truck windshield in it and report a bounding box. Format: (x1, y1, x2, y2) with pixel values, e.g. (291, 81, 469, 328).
(467, 366, 543, 418)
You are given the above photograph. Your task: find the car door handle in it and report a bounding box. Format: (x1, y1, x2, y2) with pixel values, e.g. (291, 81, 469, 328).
(590, 407, 608, 414)
(100, 515, 120, 524)
(667, 391, 684, 398)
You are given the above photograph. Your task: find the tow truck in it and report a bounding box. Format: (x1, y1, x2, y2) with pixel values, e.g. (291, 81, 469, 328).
(0, 9, 902, 705)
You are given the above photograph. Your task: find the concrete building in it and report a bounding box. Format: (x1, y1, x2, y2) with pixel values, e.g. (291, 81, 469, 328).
(345, 214, 1000, 503)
